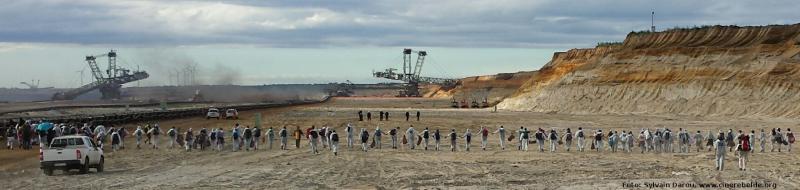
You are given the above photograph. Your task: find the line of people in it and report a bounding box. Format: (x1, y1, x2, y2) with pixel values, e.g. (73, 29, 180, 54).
(3, 119, 133, 152)
(356, 110, 421, 122)
(13, 119, 793, 172)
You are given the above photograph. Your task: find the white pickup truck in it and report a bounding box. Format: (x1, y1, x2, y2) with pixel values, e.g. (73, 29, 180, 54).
(40, 135, 104, 175)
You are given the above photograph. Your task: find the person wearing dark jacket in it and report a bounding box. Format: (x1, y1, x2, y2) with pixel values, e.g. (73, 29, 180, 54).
(330, 130, 340, 156)
(433, 129, 441, 151)
(360, 128, 369, 152)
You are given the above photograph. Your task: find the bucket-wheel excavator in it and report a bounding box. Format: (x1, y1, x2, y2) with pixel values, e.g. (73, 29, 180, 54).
(373, 48, 456, 97)
(52, 50, 149, 100)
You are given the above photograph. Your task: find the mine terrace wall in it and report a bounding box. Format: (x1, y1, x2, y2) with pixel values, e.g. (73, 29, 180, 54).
(499, 24, 800, 118)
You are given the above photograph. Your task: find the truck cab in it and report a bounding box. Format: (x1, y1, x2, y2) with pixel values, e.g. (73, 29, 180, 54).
(40, 135, 104, 175)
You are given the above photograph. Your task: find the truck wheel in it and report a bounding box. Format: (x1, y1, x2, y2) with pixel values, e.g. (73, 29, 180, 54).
(42, 168, 54, 176)
(80, 158, 89, 174)
(96, 157, 104, 173)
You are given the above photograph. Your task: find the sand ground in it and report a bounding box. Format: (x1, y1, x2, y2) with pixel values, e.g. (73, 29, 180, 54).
(1, 97, 799, 189)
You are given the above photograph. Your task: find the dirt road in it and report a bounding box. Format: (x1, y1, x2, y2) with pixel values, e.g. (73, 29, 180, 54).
(2, 98, 798, 189)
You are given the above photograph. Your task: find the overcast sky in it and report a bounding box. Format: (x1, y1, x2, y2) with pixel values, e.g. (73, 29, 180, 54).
(1, 0, 798, 88)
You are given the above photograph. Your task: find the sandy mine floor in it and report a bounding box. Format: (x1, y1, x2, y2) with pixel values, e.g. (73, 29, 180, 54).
(1, 97, 799, 189)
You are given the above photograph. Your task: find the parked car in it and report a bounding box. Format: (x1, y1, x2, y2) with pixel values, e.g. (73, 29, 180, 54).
(40, 135, 104, 175)
(225, 109, 239, 120)
(206, 108, 221, 120)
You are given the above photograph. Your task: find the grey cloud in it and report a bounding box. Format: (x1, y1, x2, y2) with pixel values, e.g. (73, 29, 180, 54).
(0, 0, 798, 48)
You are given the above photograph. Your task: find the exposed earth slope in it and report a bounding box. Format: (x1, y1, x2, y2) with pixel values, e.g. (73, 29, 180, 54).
(499, 24, 800, 118)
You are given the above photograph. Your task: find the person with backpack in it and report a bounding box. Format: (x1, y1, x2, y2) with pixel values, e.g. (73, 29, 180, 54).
(308, 128, 319, 154)
(594, 130, 604, 152)
(373, 126, 384, 149)
(663, 129, 673, 153)
(535, 128, 545, 152)
(493, 126, 506, 150)
(216, 128, 225, 151)
(279, 126, 288, 150)
(638, 129, 648, 153)
(771, 128, 782, 152)
(210, 128, 218, 149)
(319, 127, 327, 149)
(69, 125, 78, 136)
(185, 128, 194, 152)
(652, 130, 662, 153)
(6, 125, 17, 150)
(737, 130, 750, 171)
(787, 128, 794, 152)
(149, 124, 163, 149)
(366, 112, 372, 121)
(422, 127, 431, 150)
(679, 129, 690, 153)
(480, 126, 489, 151)
(549, 129, 559, 152)
(433, 129, 441, 151)
(109, 128, 121, 152)
(610, 131, 620, 152)
(563, 128, 573, 152)
(118, 126, 128, 149)
(243, 126, 253, 151)
(330, 129, 340, 156)
(448, 129, 458, 152)
(133, 126, 144, 149)
(167, 127, 178, 149)
(232, 125, 241, 151)
(264, 127, 272, 150)
(198, 128, 209, 150)
(576, 127, 586, 152)
(462, 129, 472, 152)
(254, 127, 263, 150)
(706, 130, 716, 152)
(714, 133, 726, 171)
(360, 128, 369, 152)
(512, 128, 524, 151)
(627, 131, 635, 152)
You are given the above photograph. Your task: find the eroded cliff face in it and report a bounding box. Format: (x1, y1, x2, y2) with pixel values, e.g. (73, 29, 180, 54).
(425, 71, 535, 105)
(499, 24, 800, 118)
